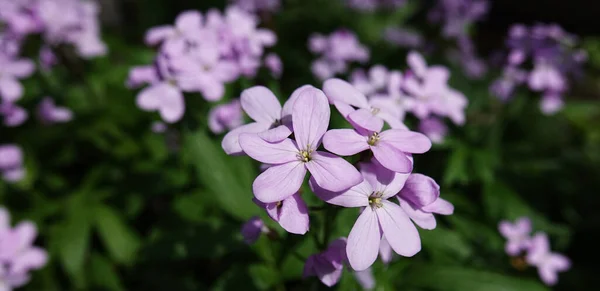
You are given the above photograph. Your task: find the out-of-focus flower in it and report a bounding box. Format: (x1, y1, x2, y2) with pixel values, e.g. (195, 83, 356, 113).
(384, 27, 424, 49)
(253, 194, 309, 235)
(526, 232, 571, 286)
(345, 0, 407, 11)
(304, 238, 347, 287)
(264, 53, 282, 78)
(233, 0, 281, 13)
(397, 174, 454, 230)
(353, 268, 375, 290)
(491, 23, 585, 114)
(0, 207, 48, 290)
(39, 47, 57, 71)
(241, 216, 269, 244)
(310, 160, 420, 271)
(37, 97, 73, 124)
(379, 237, 393, 264)
(498, 217, 532, 256)
(419, 117, 448, 144)
(0, 103, 28, 127)
(428, 0, 489, 39)
(238, 87, 362, 203)
(151, 121, 167, 133)
(0, 54, 35, 103)
(309, 30, 369, 80)
(0, 145, 25, 182)
(208, 100, 243, 134)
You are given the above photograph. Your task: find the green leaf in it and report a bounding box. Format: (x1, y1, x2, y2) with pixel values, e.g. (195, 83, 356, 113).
(406, 264, 549, 291)
(420, 226, 472, 261)
(444, 145, 469, 185)
(90, 253, 125, 291)
(93, 205, 141, 264)
(182, 129, 258, 220)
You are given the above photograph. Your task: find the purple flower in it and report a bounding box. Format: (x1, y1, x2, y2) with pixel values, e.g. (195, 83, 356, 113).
(345, 0, 407, 11)
(303, 238, 346, 286)
(498, 217, 532, 256)
(526, 232, 570, 286)
(310, 160, 421, 271)
(253, 193, 309, 234)
(239, 87, 362, 203)
(264, 53, 282, 78)
(528, 60, 566, 93)
(322, 122, 431, 173)
(397, 174, 454, 229)
(0, 55, 35, 103)
(490, 66, 528, 101)
(145, 11, 203, 56)
(208, 100, 243, 134)
(241, 216, 269, 244)
(0, 145, 25, 182)
(429, 0, 489, 39)
(233, 0, 281, 13)
(324, 78, 407, 130)
(136, 81, 186, 124)
(539, 92, 563, 115)
(0, 103, 28, 127)
(222, 85, 309, 155)
(418, 117, 448, 144)
(39, 47, 57, 71)
(0, 207, 48, 290)
(37, 97, 73, 124)
(309, 30, 369, 80)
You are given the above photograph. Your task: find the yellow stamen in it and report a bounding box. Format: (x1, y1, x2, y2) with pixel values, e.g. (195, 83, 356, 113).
(367, 132, 380, 146)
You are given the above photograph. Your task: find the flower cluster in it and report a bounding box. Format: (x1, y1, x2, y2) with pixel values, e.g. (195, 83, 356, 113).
(128, 7, 279, 124)
(499, 217, 571, 286)
(0, 207, 48, 290)
(344, 0, 407, 11)
(0, 145, 25, 183)
(347, 51, 468, 143)
(232, 0, 281, 13)
(228, 80, 453, 285)
(490, 24, 587, 114)
(309, 30, 370, 80)
(428, 0, 489, 39)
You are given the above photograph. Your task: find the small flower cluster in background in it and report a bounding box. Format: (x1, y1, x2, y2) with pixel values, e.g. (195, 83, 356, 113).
(0, 207, 48, 290)
(344, 0, 407, 11)
(232, 0, 281, 13)
(128, 6, 280, 124)
(232, 80, 453, 287)
(491, 24, 587, 114)
(499, 217, 571, 286)
(309, 29, 370, 80)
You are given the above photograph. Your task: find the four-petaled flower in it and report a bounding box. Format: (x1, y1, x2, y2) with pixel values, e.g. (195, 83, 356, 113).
(498, 217, 532, 256)
(526, 232, 571, 286)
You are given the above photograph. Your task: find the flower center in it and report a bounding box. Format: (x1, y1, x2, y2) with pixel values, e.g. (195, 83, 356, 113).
(367, 132, 380, 146)
(371, 107, 380, 115)
(269, 119, 281, 129)
(368, 192, 384, 209)
(297, 149, 312, 163)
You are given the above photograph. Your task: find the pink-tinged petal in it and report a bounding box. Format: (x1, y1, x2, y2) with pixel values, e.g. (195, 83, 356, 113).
(309, 257, 343, 287)
(377, 200, 421, 257)
(515, 217, 532, 234)
(421, 198, 454, 215)
(360, 159, 410, 199)
(428, 66, 450, 85)
(281, 85, 314, 119)
(278, 194, 310, 234)
(379, 112, 408, 130)
(348, 109, 384, 132)
(5, 59, 35, 78)
(526, 233, 550, 266)
(323, 78, 369, 108)
(175, 10, 202, 34)
(10, 247, 47, 274)
(322, 129, 369, 156)
(14, 221, 37, 247)
(398, 174, 440, 208)
(241, 86, 282, 124)
(354, 268, 376, 290)
(258, 125, 292, 143)
(222, 122, 271, 155)
(549, 254, 571, 271)
(407, 51, 427, 77)
(253, 162, 307, 203)
(306, 151, 362, 192)
(379, 237, 393, 264)
(309, 177, 370, 207)
(402, 77, 425, 98)
(538, 264, 559, 286)
(379, 130, 432, 154)
(347, 207, 381, 271)
(371, 143, 413, 173)
(0, 76, 23, 102)
(498, 221, 518, 239)
(145, 25, 175, 45)
(239, 134, 299, 164)
(136, 83, 163, 110)
(292, 88, 330, 151)
(158, 85, 185, 123)
(333, 101, 355, 119)
(398, 197, 437, 230)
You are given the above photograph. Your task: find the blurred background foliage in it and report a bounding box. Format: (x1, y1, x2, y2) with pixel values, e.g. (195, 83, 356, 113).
(1, 0, 599, 290)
